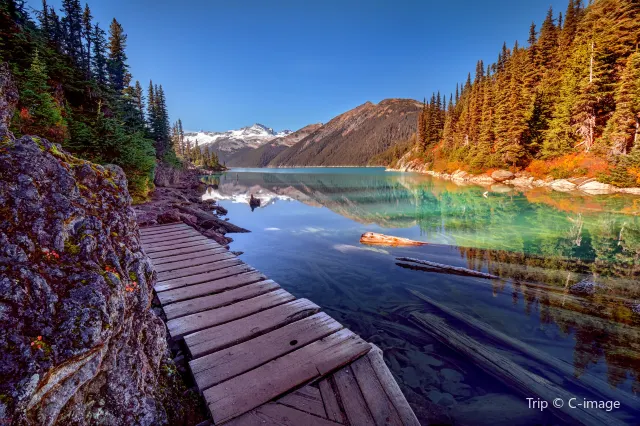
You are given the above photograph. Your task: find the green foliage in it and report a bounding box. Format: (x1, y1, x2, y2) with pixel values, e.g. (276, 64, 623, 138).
(1, 0, 183, 201)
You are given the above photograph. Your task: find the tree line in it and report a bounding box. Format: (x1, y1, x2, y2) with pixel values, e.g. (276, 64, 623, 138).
(1, 0, 183, 200)
(412, 0, 640, 187)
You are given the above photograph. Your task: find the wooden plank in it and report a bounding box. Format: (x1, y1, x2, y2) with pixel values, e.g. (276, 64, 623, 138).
(191, 313, 343, 389)
(319, 379, 346, 424)
(226, 403, 341, 426)
(278, 386, 327, 419)
(351, 355, 403, 426)
(366, 345, 420, 426)
(157, 255, 242, 281)
(164, 280, 280, 321)
(411, 313, 625, 426)
(141, 233, 206, 246)
(333, 365, 376, 426)
(151, 247, 227, 266)
(186, 299, 322, 358)
(154, 251, 235, 273)
(145, 239, 221, 254)
(157, 270, 265, 305)
(144, 235, 210, 251)
(140, 223, 190, 235)
(167, 289, 296, 339)
(140, 229, 201, 242)
(203, 329, 371, 424)
(155, 263, 258, 293)
(147, 243, 223, 260)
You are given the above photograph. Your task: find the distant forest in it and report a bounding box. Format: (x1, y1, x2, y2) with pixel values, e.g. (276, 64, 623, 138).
(407, 0, 640, 187)
(1, 0, 180, 200)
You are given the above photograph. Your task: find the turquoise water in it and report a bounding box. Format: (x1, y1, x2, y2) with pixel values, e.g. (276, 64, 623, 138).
(202, 168, 640, 425)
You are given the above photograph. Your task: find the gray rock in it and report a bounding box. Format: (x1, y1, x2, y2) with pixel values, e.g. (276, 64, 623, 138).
(438, 393, 457, 406)
(440, 368, 464, 383)
(491, 170, 515, 182)
(0, 136, 171, 425)
(550, 179, 577, 191)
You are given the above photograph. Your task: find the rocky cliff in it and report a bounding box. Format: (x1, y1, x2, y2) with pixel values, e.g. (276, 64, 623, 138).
(0, 130, 173, 423)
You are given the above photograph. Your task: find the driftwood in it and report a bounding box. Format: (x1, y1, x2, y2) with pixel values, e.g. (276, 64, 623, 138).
(410, 312, 626, 426)
(408, 289, 640, 412)
(397, 257, 498, 279)
(360, 232, 426, 247)
(175, 205, 249, 233)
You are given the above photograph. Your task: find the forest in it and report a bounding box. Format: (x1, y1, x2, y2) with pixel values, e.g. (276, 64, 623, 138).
(0, 0, 218, 201)
(406, 0, 640, 187)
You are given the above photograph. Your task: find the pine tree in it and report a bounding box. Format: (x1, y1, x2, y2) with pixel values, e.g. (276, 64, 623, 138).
(603, 52, 640, 155)
(91, 23, 107, 84)
(82, 3, 92, 76)
(417, 98, 427, 151)
(133, 80, 145, 123)
(107, 18, 127, 92)
(538, 7, 558, 69)
(61, 0, 83, 64)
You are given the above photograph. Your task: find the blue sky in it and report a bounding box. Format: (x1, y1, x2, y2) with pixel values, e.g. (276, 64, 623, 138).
(28, 0, 569, 132)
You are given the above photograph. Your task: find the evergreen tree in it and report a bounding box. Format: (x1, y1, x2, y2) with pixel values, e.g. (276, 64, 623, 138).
(538, 7, 558, 69)
(107, 18, 127, 91)
(91, 23, 107, 84)
(133, 80, 145, 123)
(60, 0, 83, 63)
(81, 3, 91, 76)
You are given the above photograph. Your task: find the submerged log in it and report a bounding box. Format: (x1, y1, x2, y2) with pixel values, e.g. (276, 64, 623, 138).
(409, 312, 626, 426)
(397, 257, 498, 279)
(360, 232, 427, 247)
(408, 290, 640, 412)
(175, 204, 249, 233)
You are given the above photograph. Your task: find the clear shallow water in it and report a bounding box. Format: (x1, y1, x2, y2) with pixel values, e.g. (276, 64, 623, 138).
(202, 168, 640, 425)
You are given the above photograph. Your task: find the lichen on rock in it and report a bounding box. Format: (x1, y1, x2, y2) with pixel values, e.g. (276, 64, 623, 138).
(0, 135, 172, 425)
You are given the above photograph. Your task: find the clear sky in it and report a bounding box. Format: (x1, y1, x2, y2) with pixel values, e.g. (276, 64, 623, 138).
(27, 0, 569, 132)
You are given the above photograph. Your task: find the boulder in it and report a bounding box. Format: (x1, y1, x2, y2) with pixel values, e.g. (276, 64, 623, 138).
(578, 180, 615, 194)
(549, 179, 577, 191)
(0, 136, 171, 425)
(619, 187, 640, 195)
(157, 209, 181, 224)
(491, 170, 515, 182)
(509, 176, 535, 187)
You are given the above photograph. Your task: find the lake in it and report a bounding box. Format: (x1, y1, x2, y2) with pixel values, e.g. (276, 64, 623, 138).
(202, 167, 640, 425)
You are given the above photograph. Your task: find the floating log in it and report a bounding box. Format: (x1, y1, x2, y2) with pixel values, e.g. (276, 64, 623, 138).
(408, 289, 640, 412)
(360, 232, 427, 247)
(397, 257, 498, 279)
(175, 204, 249, 233)
(409, 312, 626, 426)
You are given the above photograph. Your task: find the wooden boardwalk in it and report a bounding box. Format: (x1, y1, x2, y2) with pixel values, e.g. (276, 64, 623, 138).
(141, 222, 420, 426)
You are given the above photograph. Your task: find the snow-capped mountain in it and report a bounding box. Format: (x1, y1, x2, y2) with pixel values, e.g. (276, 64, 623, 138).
(184, 124, 292, 153)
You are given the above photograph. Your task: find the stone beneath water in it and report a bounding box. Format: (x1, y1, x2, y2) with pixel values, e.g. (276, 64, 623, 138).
(491, 169, 515, 182)
(0, 136, 172, 425)
(360, 232, 427, 246)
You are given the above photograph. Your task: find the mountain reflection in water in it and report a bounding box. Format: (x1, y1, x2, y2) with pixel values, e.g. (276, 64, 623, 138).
(202, 168, 640, 425)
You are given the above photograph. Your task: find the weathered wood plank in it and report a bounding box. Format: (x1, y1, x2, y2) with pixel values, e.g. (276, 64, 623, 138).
(154, 251, 235, 273)
(191, 312, 342, 389)
(225, 403, 341, 426)
(278, 386, 327, 419)
(351, 355, 403, 426)
(319, 378, 346, 424)
(333, 365, 376, 426)
(186, 299, 322, 358)
(164, 280, 280, 321)
(147, 243, 223, 260)
(157, 270, 265, 304)
(140, 229, 202, 243)
(140, 223, 190, 235)
(145, 239, 221, 254)
(151, 247, 228, 266)
(142, 234, 208, 247)
(155, 261, 252, 292)
(366, 345, 421, 426)
(157, 255, 242, 281)
(411, 312, 625, 426)
(167, 289, 295, 339)
(203, 329, 371, 424)
(144, 235, 211, 252)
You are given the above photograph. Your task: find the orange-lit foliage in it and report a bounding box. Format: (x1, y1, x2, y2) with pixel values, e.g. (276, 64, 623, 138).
(526, 153, 611, 180)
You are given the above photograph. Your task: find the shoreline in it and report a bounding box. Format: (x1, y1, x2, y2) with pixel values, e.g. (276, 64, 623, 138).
(386, 167, 640, 196)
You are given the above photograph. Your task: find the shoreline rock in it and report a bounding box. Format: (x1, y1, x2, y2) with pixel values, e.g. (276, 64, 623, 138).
(386, 165, 640, 196)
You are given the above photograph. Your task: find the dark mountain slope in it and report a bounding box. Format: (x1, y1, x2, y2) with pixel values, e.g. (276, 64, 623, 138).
(268, 99, 420, 167)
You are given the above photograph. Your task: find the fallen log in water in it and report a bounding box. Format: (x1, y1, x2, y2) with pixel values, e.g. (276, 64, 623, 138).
(175, 204, 249, 233)
(409, 312, 626, 426)
(397, 256, 499, 279)
(360, 232, 427, 247)
(408, 289, 640, 412)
